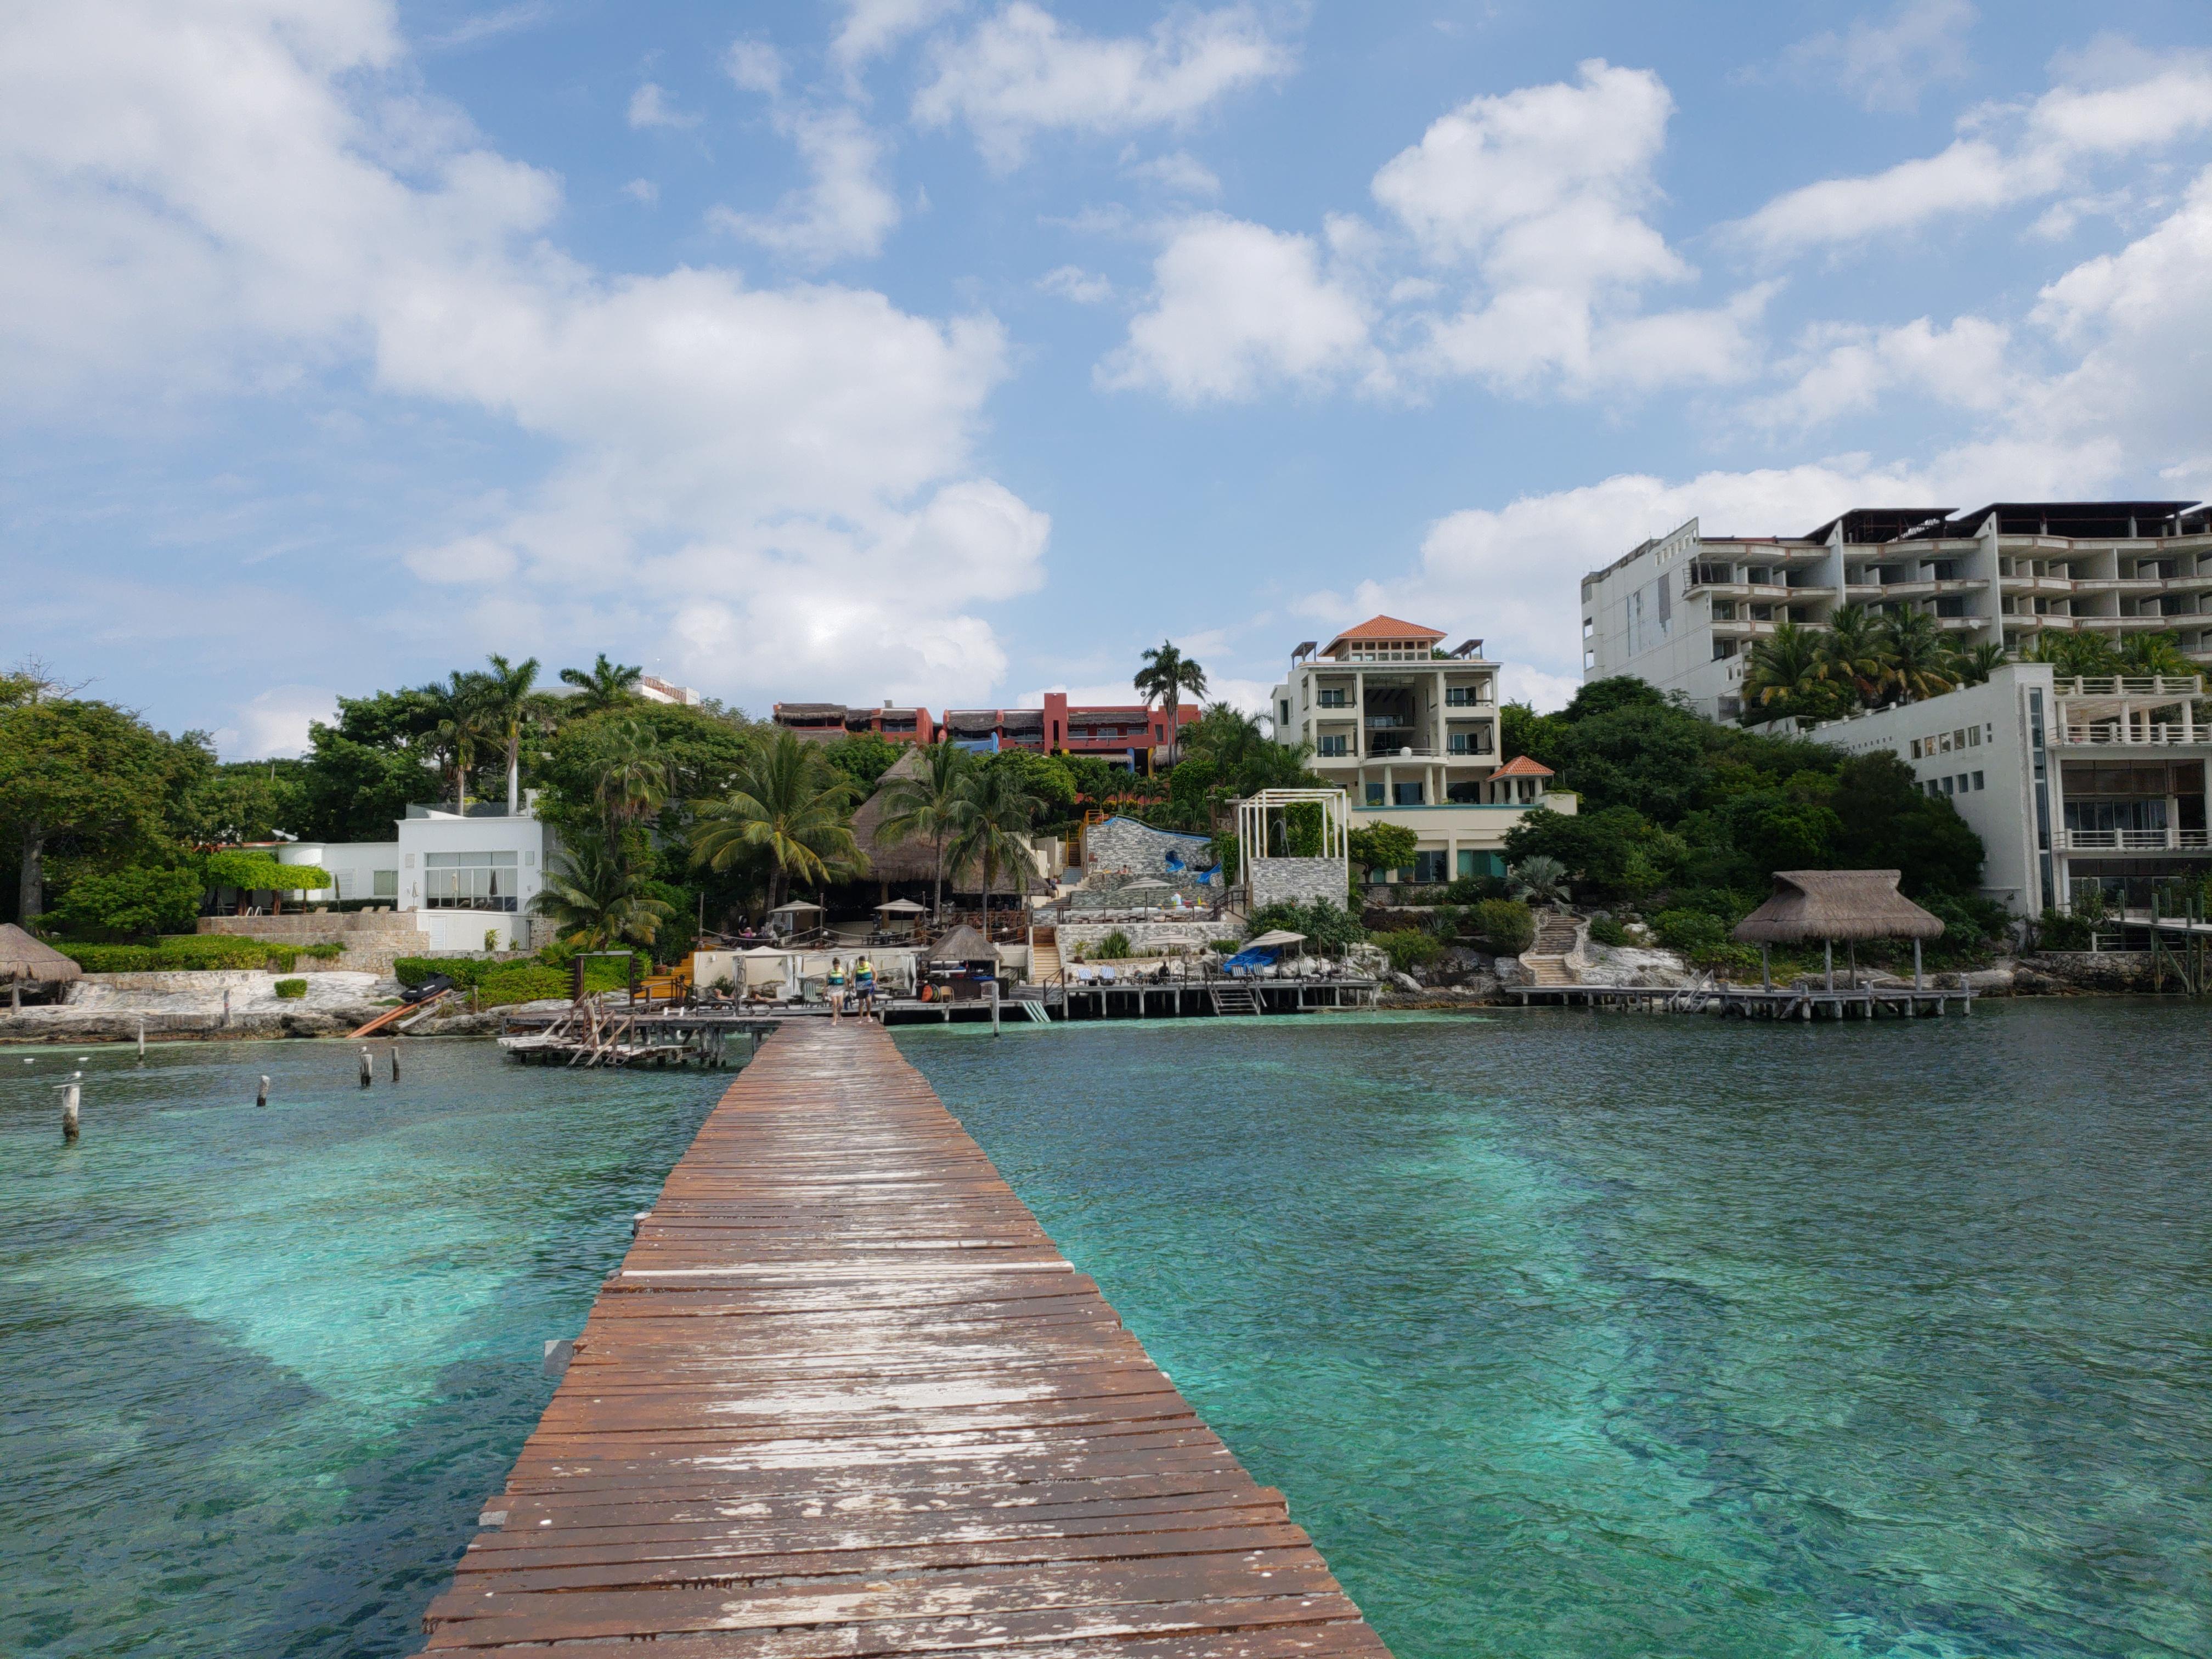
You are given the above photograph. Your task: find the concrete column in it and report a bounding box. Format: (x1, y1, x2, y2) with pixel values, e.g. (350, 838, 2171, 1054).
(1353, 672, 1365, 757)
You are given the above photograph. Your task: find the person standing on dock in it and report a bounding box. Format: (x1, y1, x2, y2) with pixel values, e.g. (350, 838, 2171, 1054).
(826, 958, 847, 1023)
(853, 955, 876, 1022)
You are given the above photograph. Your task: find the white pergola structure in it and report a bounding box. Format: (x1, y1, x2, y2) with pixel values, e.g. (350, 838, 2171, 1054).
(1235, 787, 1350, 911)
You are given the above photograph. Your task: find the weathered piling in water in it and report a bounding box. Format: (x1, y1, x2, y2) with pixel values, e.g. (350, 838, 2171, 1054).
(257, 1074, 270, 1108)
(61, 1073, 81, 1142)
(358, 1047, 373, 1088)
(390, 1045, 400, 1083)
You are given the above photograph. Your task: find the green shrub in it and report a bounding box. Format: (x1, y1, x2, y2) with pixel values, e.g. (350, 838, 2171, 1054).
(272, 978, 308, 1000)
(45, 865, 204, 940)
(1095, 931, 1133, 960)
(2031, 909, 2093, 952)
(1444, 873, 1506, 905)
(202, 849, 332, 896)
(1248, 898, 1365, 951)
(1654, 908, 1728, 955)
(1372, 929, 1444, 974)
(298, 941, 347, 961)
(1209, 938, 1244, 955)
(57, 935, 300, 973)
(54, 943, 154, 973)
(1588, 916, 1632, 947)
(1688, 942, 1760, 977)
(1470, 898, 1536, 955)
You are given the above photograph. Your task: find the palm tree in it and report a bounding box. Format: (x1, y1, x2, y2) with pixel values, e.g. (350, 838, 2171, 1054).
(2119, 630, 2194, 677)
(1742, 620, 1825, 714)
(532, 832, 674, 950)
(559, 653, 643, 715)
(1878, 608, 1957, 703)
(692, 730, 867, 911)
(1815, 604, 1886, 706)
(2023, 629, 2120, 678)
(1507, 855, 1570, 909)
(946, 763, 1043, 936)
(1133, 640, 1207, 766)
(592, 717, 672, 832)
(875, 740, 976, 922)
(1950, 640, 2009, 687)
(478, 653, 552, 815)
(418, 670, 493, 813)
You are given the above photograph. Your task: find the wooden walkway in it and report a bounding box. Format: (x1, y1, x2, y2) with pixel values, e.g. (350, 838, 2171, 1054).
(415, 1020, 1390, 1658)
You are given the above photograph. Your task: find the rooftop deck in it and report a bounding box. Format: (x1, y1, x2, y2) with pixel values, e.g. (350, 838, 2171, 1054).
(416, 1020, 1391, 1657)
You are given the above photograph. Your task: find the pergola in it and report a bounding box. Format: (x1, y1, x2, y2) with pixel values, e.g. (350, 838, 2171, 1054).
(1733, 870, 1946, 990)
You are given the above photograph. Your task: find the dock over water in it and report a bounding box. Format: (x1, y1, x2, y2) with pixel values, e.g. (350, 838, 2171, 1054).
(415, 1021, 1391, 1658)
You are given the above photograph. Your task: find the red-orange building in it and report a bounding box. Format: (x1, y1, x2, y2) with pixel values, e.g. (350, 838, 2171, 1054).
(773, 694, 1197, 769)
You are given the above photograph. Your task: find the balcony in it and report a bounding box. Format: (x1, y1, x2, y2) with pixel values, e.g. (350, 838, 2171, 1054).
(2056, 828, 2212, 853)
(2056, 724, 2207, 746)
(2054, 675, 2205, 696)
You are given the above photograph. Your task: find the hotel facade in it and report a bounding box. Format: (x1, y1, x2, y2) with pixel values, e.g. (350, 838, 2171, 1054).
(1582, 500, 2212, 720)
(1268, 615, 1575, 882)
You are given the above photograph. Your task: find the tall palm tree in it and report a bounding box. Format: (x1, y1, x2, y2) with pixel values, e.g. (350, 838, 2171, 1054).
(1133, 640, 1207, 766)
(418, 669, 493, 813)
(875, 740, 976, 922)
(1815, 604, 1885, 706)
(2023, 629, 2121, 678)
(1878, 607, 1958, 704)
(691, 730, 867, 911)
(559, 653, 643, 715)
(478, 653, 551, 815)
(1742, 620, 1825, 714)
(532, 832, 674, 950)
(592, 717, 672, 833)
(1950, 640, 2009, 687)
(946, 763, 1043, 936)
(2119, 630, 2193, 677)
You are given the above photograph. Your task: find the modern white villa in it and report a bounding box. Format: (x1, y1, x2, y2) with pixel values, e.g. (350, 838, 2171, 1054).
(1810, 664, 2210, 916)
(1269, 616, 1576, 882)
(272, 797, 559, 951)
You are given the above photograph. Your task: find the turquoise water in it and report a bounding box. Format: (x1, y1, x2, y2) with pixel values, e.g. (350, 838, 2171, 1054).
(0, 1040, 723, 1657)
(898, 1005, 2212, 1659)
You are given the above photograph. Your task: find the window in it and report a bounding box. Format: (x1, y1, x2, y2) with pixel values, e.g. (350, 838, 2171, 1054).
(1967, 727, 1980, 747)
(1365, 782, 1384, 805)
(1713, 640, 1736, 661)
(1393, 781, 1425, 805)
(1972, 771, 1984, 790)
(1447, 731, 1492, 755)
(1411, 851, 1449, 884)
(1583, 617, 1595, 637)
(1317, 687, 1350, 708)
(1279, 700, 1290, 727)
(1317, 735, 1348, 757)
(1942, 777, 1955, 795)
(372, 869, 398, 899)
(1910, 738, 1923, 759)
(423, 849, 521, 911)
(1584, 649, 1596, 669)
(1445, 686, 1482, 706)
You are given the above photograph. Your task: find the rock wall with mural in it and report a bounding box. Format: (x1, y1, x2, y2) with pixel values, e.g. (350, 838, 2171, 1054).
(1081, 816, 1216, 877)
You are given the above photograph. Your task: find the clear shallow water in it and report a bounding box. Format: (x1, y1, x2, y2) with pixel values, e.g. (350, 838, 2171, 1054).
(898, 1005, 2212, 1659)
(0, 1040, 723, 1658)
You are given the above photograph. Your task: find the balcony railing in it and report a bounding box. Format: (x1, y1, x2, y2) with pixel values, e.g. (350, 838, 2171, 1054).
(2053, 675, 2205, 696)
(2056, 828, 2212, 852)
(2057, 724, 2204, 746)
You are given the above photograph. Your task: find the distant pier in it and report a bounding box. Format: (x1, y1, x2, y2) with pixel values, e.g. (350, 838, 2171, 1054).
(1510, 984, 1972, 1018)
(416, 1020, 1391, 1656)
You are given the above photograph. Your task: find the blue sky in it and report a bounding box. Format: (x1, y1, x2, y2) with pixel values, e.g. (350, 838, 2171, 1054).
(5, 0, 2211, 754)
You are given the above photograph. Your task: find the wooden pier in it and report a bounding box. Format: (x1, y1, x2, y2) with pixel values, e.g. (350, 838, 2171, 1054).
(1510, 983, 1971, 1018)
(415, 1020, 1390, 1657)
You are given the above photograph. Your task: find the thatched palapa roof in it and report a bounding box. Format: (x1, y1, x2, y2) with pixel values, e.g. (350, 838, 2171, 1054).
(1732, 870, 1945, 944)
(0, 924, 83, 983)
(849, 750, 1029, 893)
(926, 924, 996, 964)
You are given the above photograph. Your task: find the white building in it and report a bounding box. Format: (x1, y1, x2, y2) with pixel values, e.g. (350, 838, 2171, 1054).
(274, 797, 559, 950)
(1268, 615, 1576, 884)
(637, 676, 700, 706)
(1810, 664, 2210, 916)
(1582, 501, 2212, 720)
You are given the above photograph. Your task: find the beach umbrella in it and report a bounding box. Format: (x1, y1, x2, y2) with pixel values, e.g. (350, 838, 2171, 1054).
(874, 899, 927, 913)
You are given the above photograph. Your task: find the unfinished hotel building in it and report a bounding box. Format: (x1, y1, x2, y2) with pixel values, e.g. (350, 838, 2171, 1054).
(1582, 501, 2212, 721)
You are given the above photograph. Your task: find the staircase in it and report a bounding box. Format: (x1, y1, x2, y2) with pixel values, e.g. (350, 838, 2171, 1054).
(1520, 915, 1582, 987)
(1030, 927, 1062, 986)
(1209, 981, 1261, 1017)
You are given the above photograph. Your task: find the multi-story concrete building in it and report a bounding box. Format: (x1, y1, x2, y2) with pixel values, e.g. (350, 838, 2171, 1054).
(774, 702, 938, 745)
(1583, 500, 2212, 720)
(1812, 664, 2210, 916)
(635, 676, 701, 707)
(1269, 616, 1574, 882)
(775, 694, 1195, 769)
(270, 797, 560, 950)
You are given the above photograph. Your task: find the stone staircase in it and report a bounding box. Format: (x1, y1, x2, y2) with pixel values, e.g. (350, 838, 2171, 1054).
(1520, 915, 1583, 987)
(1030, 927, 1062, 984)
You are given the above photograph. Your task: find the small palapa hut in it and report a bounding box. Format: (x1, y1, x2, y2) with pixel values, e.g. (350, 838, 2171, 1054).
(1733, 869, 1945, 989)
(1, 924, 83, 1008)
(849, 749, 1033, 901)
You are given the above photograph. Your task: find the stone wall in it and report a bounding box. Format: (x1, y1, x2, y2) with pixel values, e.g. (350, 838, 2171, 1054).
(1249, 856, 1344, 911)
(196, 910, 428, 975)
(1082, 816, 1216, 878)
(1059, 920, 1228, 959)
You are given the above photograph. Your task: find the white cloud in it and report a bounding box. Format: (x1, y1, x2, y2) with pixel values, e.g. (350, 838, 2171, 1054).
(1774, 0, 1976, 112)
(221, 685, 338, 760)
(627, 81, 697, 130)
(1748, 313, 2016, 430)
(830, 0, 964, 71)
(1124, 148, 1221, 198)
(0, 0, 1048, 708)
(914, 2, 1293, 170)
(725, 39, 784, 97)
(1037, 264, 1113, 303)
(1734, 49, 2212, 254)
(710, 107, 900, 266)
(622, 177, 658, 204)
(1098, 215, 1379, 404)
(425, 3, 554, 52)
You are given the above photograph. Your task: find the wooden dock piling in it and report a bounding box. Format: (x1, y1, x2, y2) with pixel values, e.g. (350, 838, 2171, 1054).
(415, 1020, 1390, 1658)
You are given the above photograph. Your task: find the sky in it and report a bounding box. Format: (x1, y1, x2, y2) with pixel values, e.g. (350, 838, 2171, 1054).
(5, 0, 2211, 757)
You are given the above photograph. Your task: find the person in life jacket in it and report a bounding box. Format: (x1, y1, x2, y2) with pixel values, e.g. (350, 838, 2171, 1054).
(853, 955, 876, 1020)
(826, 958, 847, 1022)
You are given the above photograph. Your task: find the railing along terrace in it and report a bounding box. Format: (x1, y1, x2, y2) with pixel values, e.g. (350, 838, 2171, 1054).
(2059, 725, 2204, 746)
(2055, 674, 2205, 696)
(2056, 828, 2212, 851)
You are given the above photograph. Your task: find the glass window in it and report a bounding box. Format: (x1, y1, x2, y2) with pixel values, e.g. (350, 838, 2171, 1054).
(1365, 782, 1384, 805)
(422, 849, 522, 911)
(372, 870, 398, 898)
(1972, 771, 1984, 790)
(1393, 782, 1424, 805)
(1411, 851, 1449, 884)
(1445, 686, 1481, 706)
(1317, 735, 1348, 757)
(1317, 687, 1350, 707)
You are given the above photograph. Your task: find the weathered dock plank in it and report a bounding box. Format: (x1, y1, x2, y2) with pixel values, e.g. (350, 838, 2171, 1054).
(414, 1020, 1390, 1658)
